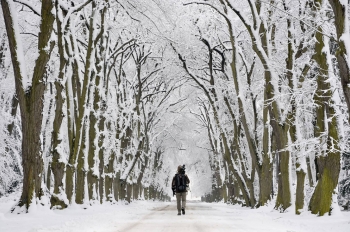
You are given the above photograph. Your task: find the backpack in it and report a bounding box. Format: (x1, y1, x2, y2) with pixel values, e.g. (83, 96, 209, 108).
(175, 173, 187, 192)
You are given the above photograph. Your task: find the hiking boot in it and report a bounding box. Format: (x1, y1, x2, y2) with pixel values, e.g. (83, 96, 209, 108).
(182, 208, 185, 215)
(177, 212, 181, 215)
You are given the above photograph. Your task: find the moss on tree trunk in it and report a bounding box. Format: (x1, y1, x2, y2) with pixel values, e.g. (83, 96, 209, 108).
(308, 3, 341, 215)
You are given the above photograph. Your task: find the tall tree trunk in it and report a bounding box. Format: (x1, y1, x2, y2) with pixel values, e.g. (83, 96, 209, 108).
(50, 1, 69, 209)
(87, 81, 98, 201)
(328, 0, 350, 122)
(65, 35, 80, 203)
(282, 6, 306, 213)
(226, 28, 258, 206)
(1, 0, 55, 210)
(273, 122, 291, 211)
(309, 16, 341, 215)
(74, 2, 98, 204)
(260, 105, 273, 206)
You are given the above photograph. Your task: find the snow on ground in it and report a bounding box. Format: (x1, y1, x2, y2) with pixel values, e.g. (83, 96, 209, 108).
(0, 192, 349, 232)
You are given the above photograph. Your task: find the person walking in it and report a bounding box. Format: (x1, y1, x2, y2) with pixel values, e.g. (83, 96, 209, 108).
(172, 165, 190, 215)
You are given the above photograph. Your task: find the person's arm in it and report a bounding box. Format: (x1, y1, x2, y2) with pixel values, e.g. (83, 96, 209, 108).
(186, 175, 190, 184)
(172, 176, 176, 196)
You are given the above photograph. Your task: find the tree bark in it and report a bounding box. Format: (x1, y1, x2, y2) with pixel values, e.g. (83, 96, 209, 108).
(308, 7, 341, 215)
(50, 1, 69, 208)
(295, 166, 306, 214)
(2, 0, 55, 210)
(328, 0, 350, 122)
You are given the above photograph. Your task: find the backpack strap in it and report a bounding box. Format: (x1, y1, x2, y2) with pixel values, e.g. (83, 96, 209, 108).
(176, 174, 179, 191)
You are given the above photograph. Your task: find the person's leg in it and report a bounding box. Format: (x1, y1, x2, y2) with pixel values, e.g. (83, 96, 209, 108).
(176, 193, 181, 215)
(183, 192, 187, 208)
(182, 192, 187, 214)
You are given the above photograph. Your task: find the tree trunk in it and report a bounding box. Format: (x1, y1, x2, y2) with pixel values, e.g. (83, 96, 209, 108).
(328, 0, 350, 122)
(113, 171, 121, 201)
(308, 8, 341, 215)
(98, 113, 106, 203)
(50, 3, 68, 208)
(309, 151, 340, 215)
(87, 107, 98, 201)
(126, 183, 132, 203)
(74, 2, 98, 205)
(259, 100, 273, 206)
(105, 150, 115, 202)
(75, 124, 88, 204)
(274, 126, 292, 211)
(2, 0, 55, 211)
(306, 155, 314, 187)
(295, 167, 306, 214)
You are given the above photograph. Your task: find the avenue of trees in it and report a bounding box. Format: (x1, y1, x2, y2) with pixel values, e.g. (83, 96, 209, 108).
(0, 0, 182, 211)
(177, 0, 350, 216)
(0, 0, 349, 217)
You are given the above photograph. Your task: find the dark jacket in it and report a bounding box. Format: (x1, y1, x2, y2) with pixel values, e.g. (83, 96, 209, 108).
(172, 173, 190, 192)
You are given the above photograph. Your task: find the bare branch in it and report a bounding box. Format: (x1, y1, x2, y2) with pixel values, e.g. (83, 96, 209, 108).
(14, 0, 40, 16)
(20, 32, 38, 38)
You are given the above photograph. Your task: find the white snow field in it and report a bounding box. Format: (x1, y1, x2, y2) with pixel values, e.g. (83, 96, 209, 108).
(0, 193, 349, 232)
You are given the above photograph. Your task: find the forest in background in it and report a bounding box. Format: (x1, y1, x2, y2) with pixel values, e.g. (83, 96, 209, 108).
(0, 0, 350, 216)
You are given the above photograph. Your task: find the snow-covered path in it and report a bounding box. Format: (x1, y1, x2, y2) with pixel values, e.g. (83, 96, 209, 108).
(1, 193, 349, 232)
(116, 201, 349, 232)
(117, 201, 294, 232)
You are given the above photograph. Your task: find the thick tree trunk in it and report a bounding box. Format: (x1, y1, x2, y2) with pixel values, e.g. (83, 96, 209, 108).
(263, 68, 291, 211)
(2, 0, 55, 210)
(308, 10, 341, 215)
(258, 23, 291, 211)
(309, 150, 340, 215)
(274, 127, 292, 211)
(310, 102, 340, 215)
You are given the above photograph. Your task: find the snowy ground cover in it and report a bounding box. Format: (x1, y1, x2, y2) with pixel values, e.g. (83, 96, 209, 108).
(0, 192, 349, 232)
